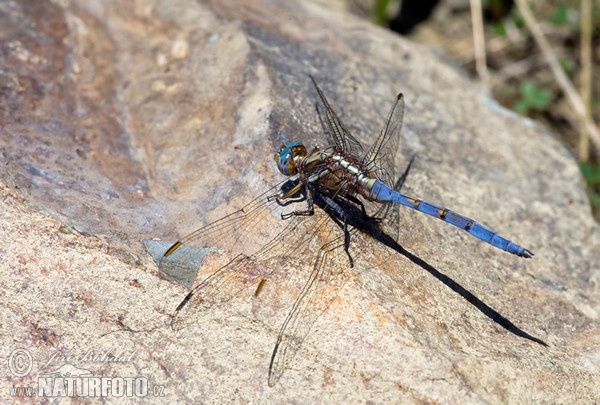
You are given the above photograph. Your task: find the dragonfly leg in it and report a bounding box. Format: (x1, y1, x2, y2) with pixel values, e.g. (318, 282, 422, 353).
(281, 207, 314, 220)
(342, 215, 353, 267)
(280, 185, 315, 220)
(272, 182, 303, 204)
(273, 193, 305, 207)
(320, 194, 354, 267)
(343, 193, 389, 226)
(344, 194, 368, 218)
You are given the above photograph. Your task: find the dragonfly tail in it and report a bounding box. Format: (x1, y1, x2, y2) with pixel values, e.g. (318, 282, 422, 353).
(369, 180, 533, 258)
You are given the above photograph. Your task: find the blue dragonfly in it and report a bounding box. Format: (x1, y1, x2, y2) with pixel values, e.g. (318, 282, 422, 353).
(275, 77, 533, 260)
(159, 77, 533, 386)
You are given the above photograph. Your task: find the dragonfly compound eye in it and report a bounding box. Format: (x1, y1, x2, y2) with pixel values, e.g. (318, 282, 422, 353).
(274, 141, 306, 176)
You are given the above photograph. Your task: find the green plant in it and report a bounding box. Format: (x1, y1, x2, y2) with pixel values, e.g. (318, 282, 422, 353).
(548, 4, 571, 26)
(580, 161, 600, 185)
(513, 80, 552, 114)
(373, 0, 394, 26)
(580, 161, 600, 210)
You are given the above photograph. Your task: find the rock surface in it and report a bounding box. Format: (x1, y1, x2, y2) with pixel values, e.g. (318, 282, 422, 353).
(1, 0, 598, 402)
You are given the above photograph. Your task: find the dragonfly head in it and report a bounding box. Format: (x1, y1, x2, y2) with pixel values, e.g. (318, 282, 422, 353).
(274, 141, 307, 176)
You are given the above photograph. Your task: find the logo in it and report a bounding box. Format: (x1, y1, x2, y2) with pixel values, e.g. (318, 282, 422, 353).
(8, 349, 33, 377)
(7, 348, 166, 398)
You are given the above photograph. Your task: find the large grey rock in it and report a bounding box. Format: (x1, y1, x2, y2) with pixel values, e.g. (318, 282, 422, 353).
(0, 0, 598, 402)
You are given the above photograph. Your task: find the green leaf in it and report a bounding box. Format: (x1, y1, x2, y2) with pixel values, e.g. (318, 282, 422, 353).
(531, 87, 551, 111)
(513, 80, 552, 114)
(549, 4, 570, 26)
(513, 99, 528, 115)
(373, 0, 390, 26)
(489, 21, 507, 37)
(510, 9, 525, 29)
(580, 162, 600, 186)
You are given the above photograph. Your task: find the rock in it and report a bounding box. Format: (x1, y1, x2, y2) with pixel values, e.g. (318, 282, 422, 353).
(0, 0, 598, 402)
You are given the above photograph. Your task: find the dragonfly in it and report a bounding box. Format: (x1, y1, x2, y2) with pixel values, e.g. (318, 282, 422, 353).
(159, 76, 533, 386)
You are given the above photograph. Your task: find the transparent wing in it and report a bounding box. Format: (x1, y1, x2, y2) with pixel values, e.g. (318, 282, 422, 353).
(267, 230, 352, 386)
(359, 92, 406, 242)
(310, 75, 364, 157)
(159, 181, 286, 265)
(364, 93, 404, 188)
(159, 180, 310, 330)
(170, 225, 302, 330)
(163, 180, 357, 347)
(265, 166, 412, 385)
(267, 154, 418, 384)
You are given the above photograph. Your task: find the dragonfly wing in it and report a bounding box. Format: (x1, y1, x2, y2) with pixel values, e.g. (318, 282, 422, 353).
(162, 180, 306, 329)
(167, 177, 352, 333)
(364, 92, 404, 187)
(169, 204, 322, 330)
(171, 253, 264, 330)
(310, 76, 364, 156)
(268, 235, 352, 386)
(159, 180, 310, 285)
(160, 181, 286, 263)
(358, 92, 405, 242)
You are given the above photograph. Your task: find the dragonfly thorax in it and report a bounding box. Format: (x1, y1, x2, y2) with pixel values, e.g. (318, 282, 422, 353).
(274, 141, 307, 176)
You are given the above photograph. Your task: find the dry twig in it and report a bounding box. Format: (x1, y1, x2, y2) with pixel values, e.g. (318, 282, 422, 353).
(469, 0, 489, 90)
(579, 0, 593, 161)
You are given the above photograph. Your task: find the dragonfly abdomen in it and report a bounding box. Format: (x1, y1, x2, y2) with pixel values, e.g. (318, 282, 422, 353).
(368, 179, 533, 258)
